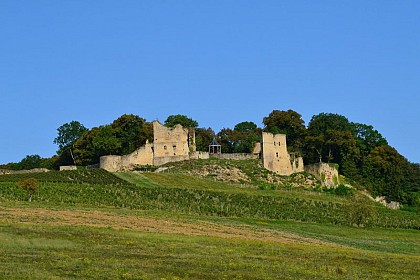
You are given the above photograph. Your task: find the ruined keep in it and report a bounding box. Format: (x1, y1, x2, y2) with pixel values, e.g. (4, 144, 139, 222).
(261, 132, 304, 175)
(100, 121, 208, 172)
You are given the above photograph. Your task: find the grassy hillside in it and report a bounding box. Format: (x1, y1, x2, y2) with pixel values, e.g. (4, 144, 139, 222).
(0, 167, 419, 279)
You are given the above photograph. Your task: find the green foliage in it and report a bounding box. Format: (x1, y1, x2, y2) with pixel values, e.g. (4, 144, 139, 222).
(1, 220, 419, 279)
(195, 127, 215, 151)
(0, 169, 419, 229)
(133, 165, 159, 172)
(351, 122, 388, 157)
(263, 109, 306, 152)
(92, 125, 122, 156)
(17, 177, 39, 202)
(361, 145, 412, 202)
(164, 114, 198, 128)
(0, 169, 127, 186)
(216, 122, 261, 153)
(17, 155, 42, 170)
(71, 114, 153, 165)
(347, 196, 377, 227)
(324, 184, 355, 196)
(110, 114, 153, 155)
(234, 121, 257, 133)
(54, 121, 87, 153)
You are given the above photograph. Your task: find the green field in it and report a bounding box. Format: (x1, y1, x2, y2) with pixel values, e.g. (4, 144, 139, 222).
(0, 166, 419, 279)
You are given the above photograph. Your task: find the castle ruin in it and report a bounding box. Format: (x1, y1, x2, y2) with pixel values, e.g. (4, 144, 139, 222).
(100, 121, 338, 185)
(100, 121, 208, 172)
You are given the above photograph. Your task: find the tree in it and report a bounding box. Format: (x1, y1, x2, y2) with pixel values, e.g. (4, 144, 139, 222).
(304, 113, 355, 164)
(234, 121, 257, 133)
(306, 113, 351, 136)
(18, 178, 39, 202)
(73, 128, 100, 165)
(54, 121, 87, 165)
(195, 127, 215, 151)
(17, 155, 42, 170)
(164, 114, 198, 128)
(263, 110, 306, 152)
(110, 114, 153, 155)
(362, 145, 411, 202)
(350, 122, 387, 157)
(216, 128, 235, 153)
(92, 125, 122, 156)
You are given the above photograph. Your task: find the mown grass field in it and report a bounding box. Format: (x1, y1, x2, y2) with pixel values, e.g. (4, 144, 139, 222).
(0, 167, 419, 279)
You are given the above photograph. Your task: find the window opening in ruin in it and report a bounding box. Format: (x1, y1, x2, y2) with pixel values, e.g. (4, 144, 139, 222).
(173, 145, 176, 149)
(164, 145, 167, 150)
(276, 152, 279, 157)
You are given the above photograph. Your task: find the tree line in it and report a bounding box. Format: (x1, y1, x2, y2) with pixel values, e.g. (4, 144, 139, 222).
(1, 110, 419, 208)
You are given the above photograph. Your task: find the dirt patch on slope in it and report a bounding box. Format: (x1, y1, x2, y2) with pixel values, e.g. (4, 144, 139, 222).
(0, 206, 336, 246)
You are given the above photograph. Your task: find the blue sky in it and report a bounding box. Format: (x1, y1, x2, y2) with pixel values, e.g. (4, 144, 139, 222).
(1, 1, 419, 163)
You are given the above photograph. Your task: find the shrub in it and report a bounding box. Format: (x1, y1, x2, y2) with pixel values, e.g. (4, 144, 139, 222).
(18, 178, 39, 202)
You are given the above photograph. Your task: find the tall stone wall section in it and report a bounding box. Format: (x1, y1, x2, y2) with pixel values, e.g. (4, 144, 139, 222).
(261, 132, 304, 175)
(261, 132, 293, 175)
(152, 121, 191, 165)
(304, 162, 339, 187)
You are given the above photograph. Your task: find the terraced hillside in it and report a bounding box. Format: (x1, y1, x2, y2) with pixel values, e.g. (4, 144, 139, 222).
(0, 166, 419, 279)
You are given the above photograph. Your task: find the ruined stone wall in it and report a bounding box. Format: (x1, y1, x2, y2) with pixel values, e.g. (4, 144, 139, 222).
(100, 155, 122, 172)
(261, 132, 294, 175)
(210, 153, 259, 160)
(121, 142, 154, 167)
(59, 166, 77, 171)
(252, 142, 261, 155)
(291, 157, 304, 173)
(0, 168, 50, 175)
(152, 121, 190, 161)
(304, 162, 339, 187)
(189, 151, 210, 160)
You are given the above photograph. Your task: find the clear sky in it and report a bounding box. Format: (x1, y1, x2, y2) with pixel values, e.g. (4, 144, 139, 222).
(1, 1, 419, 164)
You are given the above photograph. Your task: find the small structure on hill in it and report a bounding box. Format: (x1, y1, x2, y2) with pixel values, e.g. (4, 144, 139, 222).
(208, 138, 221, 154)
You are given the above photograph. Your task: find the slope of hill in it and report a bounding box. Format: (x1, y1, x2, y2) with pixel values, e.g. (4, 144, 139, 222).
(0, 167, 419, 279)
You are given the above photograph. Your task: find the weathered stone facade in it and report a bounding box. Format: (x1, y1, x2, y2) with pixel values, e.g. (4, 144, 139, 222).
(59, 165, 78, 171)
(210, 153, 259, 160)
(304, 162, 339, 187)
(261, 132, 304, 175)
(100, 121, 208, 172)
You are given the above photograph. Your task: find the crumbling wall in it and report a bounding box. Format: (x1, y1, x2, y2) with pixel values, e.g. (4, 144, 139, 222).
(121, 142, 154, 167)
(261, 132, 294, 175)
(59, 166, 77, 171)
(100, 155, 122, 172)
(291, 156, 304, 173)
(189, 151, 210, 160)
(152, 121, 190, 164)
(305, 162, 339, 187)
(100, 121, 197, 172)
(210, 153, 259, 160)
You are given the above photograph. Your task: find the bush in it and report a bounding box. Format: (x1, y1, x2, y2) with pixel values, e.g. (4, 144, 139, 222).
(18, 178, 39, 202)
